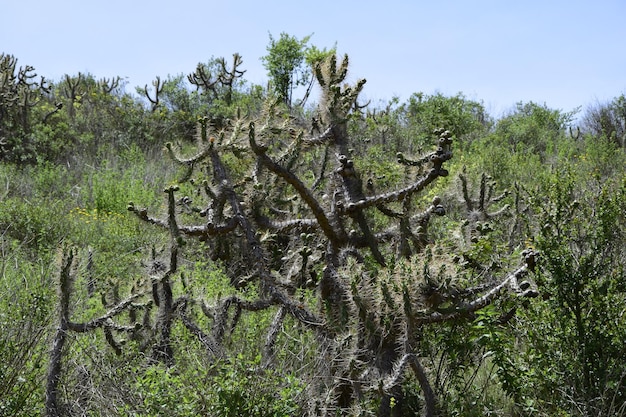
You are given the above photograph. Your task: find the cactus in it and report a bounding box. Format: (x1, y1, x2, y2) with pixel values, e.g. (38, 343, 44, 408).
(0, 53, 50, 161)
(45, 249, 144, 417)
(127, 54, 540, 415)
(47, 54, 538, 416)
(143, 76, 164, 112)
(457, 166, 510, 244)
(61, 72, 84, 119)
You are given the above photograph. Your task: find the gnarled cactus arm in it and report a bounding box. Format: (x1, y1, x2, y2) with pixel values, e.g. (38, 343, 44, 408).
(416, 250, 539, 325)
(249, 122, 341, 246)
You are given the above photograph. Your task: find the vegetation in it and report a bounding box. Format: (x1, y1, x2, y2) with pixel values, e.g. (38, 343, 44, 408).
(0, 40, 625, 417)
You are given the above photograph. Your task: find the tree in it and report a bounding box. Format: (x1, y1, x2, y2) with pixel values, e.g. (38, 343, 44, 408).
(494, 101, 576, 156)
(582, 94, 626, 148)
(402, 92, 490, 149)
(261, 32, 334, 108)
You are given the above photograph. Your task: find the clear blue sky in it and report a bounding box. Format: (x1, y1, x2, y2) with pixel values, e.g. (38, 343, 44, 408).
(2, 0, 625, 118)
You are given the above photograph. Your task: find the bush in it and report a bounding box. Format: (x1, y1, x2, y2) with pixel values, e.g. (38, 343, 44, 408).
(0, 244, 54, 416)
(516, 170, 626, 415)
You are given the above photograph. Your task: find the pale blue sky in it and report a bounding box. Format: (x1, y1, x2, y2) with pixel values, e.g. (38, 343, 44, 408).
(2, 0, 625, 118)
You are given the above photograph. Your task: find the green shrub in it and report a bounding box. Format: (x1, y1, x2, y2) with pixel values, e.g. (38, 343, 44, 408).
(208, 355, 304, 417)
(0, 197, 70, 252)
(516, 171, 626, 415)
(0, 245, 54, 416)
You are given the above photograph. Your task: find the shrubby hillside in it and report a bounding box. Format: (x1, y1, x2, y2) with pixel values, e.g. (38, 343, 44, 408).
(1, 37, 625, 416)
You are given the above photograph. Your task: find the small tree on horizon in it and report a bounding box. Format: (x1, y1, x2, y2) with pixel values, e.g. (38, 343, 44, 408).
(261, 32, 334, 108)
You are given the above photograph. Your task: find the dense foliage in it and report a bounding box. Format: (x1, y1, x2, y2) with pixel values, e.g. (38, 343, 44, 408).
(1, 44, 625, 417)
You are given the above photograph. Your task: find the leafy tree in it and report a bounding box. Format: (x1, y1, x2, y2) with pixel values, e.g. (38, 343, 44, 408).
(261, 32, 334, 107)
(341, 92, 488, 162)
(261, 32, 311, 107)
(402, 92, 490, 150)
(494, 101, 576, 156)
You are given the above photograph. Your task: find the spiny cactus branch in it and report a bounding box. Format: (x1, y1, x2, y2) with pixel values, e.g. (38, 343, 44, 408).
(165, 141, 213, 166)
(98, 76, 120, 94)
(416, 250, 539, 325)
(249, 122, 341, 246)
(342, 167, 444, 213)
(188, 64, 218, 93)
(459, 170, 510, 217)
(144, 76, 164, 112)
(67, 294, 143, 333)
(46, 250, 143, 417)
(263, 305, 287, 367)
(218, 53, 246, 87)
(302, 126, 334, 147)
(255, 215, 320, 233)
(45, 250, 74, 417)
(382, 353, 438, 417)
(396, 151, 434, 168)
(342, 133, 452, 215)
(175, 297, 223, 358)
(207, 143, 328, 332)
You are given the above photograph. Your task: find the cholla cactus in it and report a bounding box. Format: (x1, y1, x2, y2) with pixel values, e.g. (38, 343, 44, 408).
(0, 53, 50, 161)
(121, 54, 538, 416)
(457, 167, 510, 244)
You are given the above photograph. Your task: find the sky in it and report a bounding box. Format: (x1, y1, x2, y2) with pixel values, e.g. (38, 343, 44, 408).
(2, 0, 625, 119)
